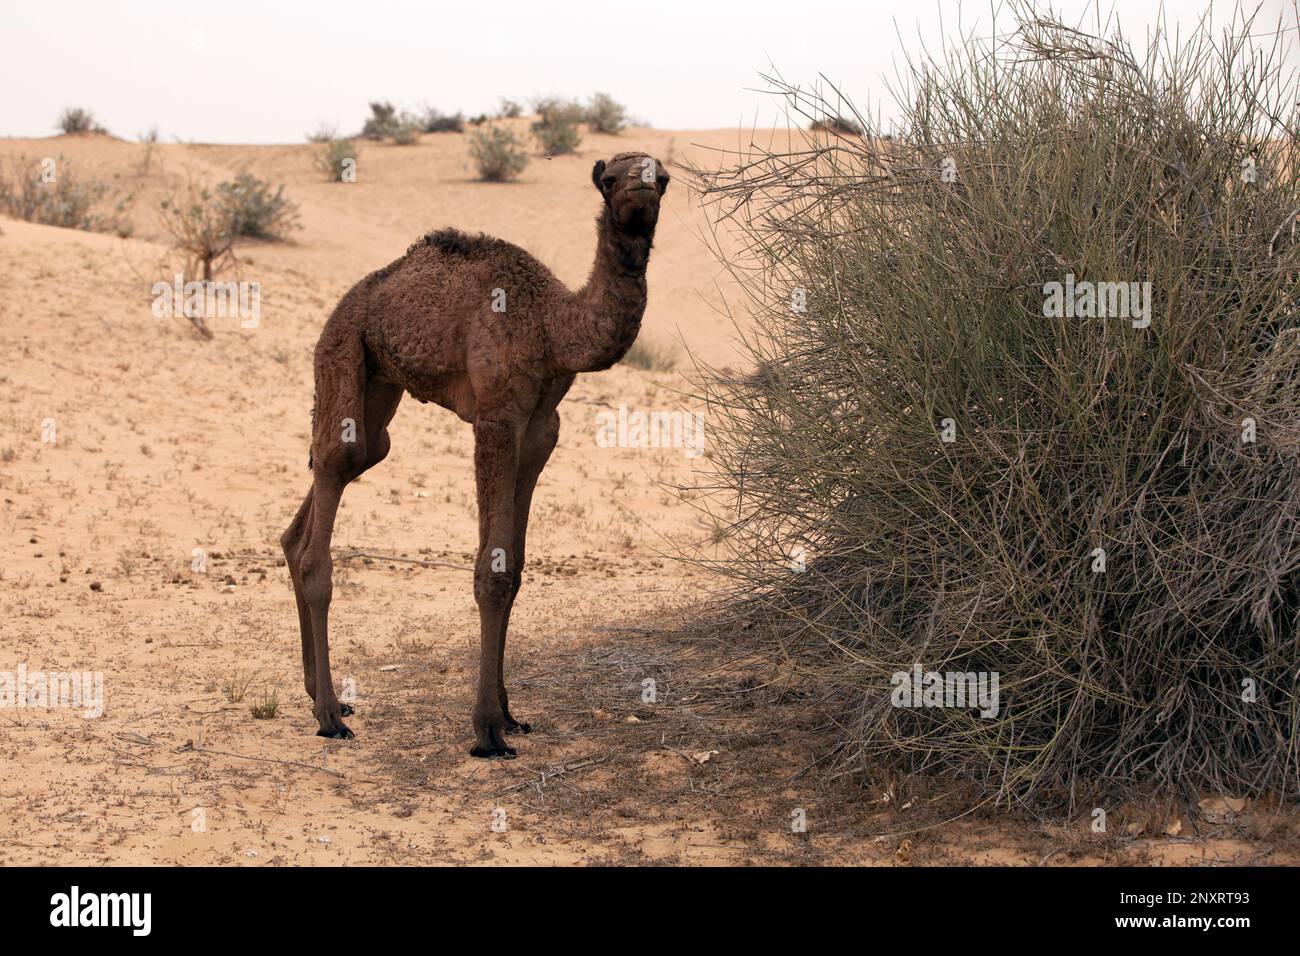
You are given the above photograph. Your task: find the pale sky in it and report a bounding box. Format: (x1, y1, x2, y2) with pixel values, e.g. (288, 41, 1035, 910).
(1, 0, 1295, 142)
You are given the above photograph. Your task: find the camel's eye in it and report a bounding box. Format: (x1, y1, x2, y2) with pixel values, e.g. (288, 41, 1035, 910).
(601, 175, 616, 188)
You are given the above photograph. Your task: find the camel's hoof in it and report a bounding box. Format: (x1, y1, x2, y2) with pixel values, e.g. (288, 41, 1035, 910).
(340, 703, 354, 717)
(470, 742, 517, 759)
(504, 720, 531, 735)
(316, 724, 354, 739)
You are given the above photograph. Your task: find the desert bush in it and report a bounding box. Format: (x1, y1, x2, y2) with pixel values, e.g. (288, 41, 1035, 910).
(690, 8, 1300, 807)
(0, 156, 129, 233)
(216, 172, 300, 239)
(622, 337, 677, 371)
(531, 96, 584, 155)
(808, 115, 863, 136)
(361, 101, 400, 139)
(314, 138, 358, 182)
(158, 180, 236, 284)
(420, 106, 464, 133)
(56, 107, 106, 135)
(585, 92, 628, 134)
(469, 126, 529, 182)
(498, 98, 522, 119)
(360, 101, 422, 144)
(390, 120, 421, 145)
(306, 123, 338, 143)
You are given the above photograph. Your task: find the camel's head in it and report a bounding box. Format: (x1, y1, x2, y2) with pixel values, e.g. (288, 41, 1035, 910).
(592, 152, 669, 233)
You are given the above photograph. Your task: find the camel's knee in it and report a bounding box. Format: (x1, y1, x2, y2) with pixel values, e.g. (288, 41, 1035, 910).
(313, 434, 368, 481)
(299, 549, 334, 605)
(474, 565, 514, 607)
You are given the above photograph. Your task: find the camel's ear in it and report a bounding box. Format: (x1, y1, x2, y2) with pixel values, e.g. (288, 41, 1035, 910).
(591, 159, 607, 192)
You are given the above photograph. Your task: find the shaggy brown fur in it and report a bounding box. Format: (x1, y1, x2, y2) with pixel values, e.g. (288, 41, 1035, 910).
(282, 152, 669, 756)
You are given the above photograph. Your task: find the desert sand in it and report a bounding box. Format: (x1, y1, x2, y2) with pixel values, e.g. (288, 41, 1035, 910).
(0, 125, 1290, 865)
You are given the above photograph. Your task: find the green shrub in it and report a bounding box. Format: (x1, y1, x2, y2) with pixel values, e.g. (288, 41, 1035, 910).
(498, 98, 522, 119)
(691, 10, 1300, 806)
(531, 97, 584, 155)
(361, 101, 401, 139)
(390, 119, 421, 145)
(420, 106, 464, 133)
(158, 180, 236, 284)
(249, 687, 279, 720)
(0, 156, 124, 232)
(808, 115, 863, 136)
(621, 337, 677, 371)
(306, 123, 338, 143)
(56, 107, 106, 135)
(314, 138, 358, 182)
(586, 92, 628, 134)
(469, 126, 529, 182)
(216, 172, 300, 240)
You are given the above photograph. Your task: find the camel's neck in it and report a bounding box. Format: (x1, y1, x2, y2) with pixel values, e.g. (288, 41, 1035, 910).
(549, 207, 653, 373)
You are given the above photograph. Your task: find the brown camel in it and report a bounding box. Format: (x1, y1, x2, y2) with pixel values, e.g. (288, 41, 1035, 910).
(281, 152, 668, 757)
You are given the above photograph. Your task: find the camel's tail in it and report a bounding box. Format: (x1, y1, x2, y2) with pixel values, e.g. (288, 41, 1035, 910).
(307, 397, 316, 470)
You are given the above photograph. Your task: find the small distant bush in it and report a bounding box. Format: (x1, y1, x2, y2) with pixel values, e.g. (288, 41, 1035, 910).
(0, 156, 128, 233)
(420, 106, 464, 133)
(586, 92, 628, 134)
(531, 97, 584, 156)
(470, 126, 529, 182)
(216, 172, 301, 240)
(361, 101, 401, 139)
(158, 181, 236, 284)
(361, 101, 424, 144)
(56, 107, 107, 135)
(467, 114, 489, 127)
(390, 118, 421, 145)
(808, 115, 864, 136)
(314, 138, 358, 182)
(622, 338, 677, 371)
(306, 123, 338, 143)
(498, 98, 522, 119)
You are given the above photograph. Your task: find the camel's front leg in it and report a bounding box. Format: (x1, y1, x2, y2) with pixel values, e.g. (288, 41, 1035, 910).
(470, 418, 520, 758)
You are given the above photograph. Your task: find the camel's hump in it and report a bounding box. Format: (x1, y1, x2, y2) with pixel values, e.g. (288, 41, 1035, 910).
(408, 228, 509, 259)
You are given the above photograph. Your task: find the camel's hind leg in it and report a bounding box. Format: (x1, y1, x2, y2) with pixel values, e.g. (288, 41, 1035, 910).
(470, 417, 522, 758)
(495, 409, 560, 735)
(284, 332, 402, 738)
(281, 487, 321, 704)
